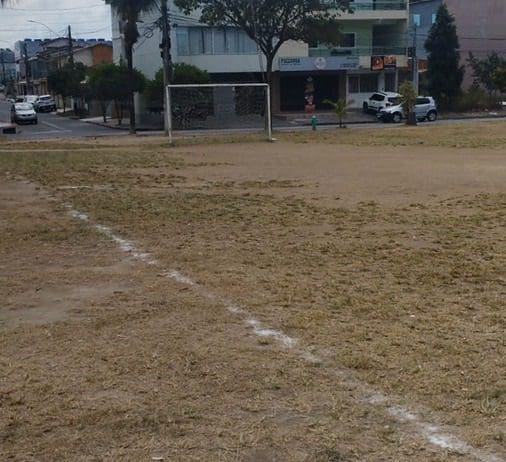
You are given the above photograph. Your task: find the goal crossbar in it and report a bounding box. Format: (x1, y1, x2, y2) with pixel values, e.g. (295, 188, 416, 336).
(165, 83, 272, 143)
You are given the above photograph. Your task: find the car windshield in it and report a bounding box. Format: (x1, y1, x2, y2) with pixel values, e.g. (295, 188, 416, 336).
(39, 96, 51, 101)
(15, 103, 33, 110)
(388, 97, 401, 104)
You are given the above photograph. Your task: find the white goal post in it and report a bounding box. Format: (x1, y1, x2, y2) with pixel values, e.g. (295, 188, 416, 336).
(165, 83, 272, 143)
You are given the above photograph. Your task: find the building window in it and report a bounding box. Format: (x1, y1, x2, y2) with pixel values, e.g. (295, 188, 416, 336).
(432, 13, 437, 24)
(349, 75, 359, 93)
(413, 14, 421, 27)
(176, 26, 257, 56)
(176, 28, 189, 56)
(385, 73, 396, 92)
(360, 74, 378, 93)
(340, 33, 356, 48)
(348, 74, 378, 94)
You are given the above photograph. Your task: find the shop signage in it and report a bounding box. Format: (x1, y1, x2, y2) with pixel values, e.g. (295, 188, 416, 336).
(279, 56, 359, 72)
(371, 55, 397, 71)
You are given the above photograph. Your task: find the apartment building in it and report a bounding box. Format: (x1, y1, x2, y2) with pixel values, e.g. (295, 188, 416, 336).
(410, 0, 506, 86)
(0, 48, 16, 83)
(111, 0, 409, 115)
(14, 38, 111, 95)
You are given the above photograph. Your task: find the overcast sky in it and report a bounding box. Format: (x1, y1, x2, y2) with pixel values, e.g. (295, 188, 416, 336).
(0, 0, 112, 49)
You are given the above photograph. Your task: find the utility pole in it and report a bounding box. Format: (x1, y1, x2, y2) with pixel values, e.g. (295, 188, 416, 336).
(68, 25, 74, 66)
(412, 24, 419, 94)
(160, 0, 172, 135)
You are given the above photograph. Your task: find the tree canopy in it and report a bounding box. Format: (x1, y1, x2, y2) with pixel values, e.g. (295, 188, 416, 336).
(424, 4, 463, 107)
(174, 0, 351, 81)
(145, 63, 210, 112)
(104, 0, 158, 132)
(468, 52, 506, 96)
(492, 66, 506, 94)
(88, 63, 144, 122)
(47, 62, 87, 112)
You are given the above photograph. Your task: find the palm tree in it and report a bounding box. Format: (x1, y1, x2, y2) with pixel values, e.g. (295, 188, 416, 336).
(323, 98, 353, 128)
(105, 0, 157, 134)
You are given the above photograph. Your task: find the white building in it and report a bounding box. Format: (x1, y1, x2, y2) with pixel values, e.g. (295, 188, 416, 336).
(110, 0, 409, 116)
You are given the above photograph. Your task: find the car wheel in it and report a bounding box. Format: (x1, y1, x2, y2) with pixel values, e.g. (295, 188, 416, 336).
(392, 112, 402, 123)
(363, 102, 369, 113)
(427, 111, 437, 122)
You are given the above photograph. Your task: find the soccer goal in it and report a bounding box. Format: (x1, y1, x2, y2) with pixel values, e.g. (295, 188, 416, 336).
(165, 83, 272, 143)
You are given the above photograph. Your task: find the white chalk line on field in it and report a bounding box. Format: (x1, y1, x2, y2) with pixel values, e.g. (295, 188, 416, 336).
(68, 206, 503, 462)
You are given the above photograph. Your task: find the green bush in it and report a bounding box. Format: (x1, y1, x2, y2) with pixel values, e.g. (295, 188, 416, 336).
(452, 87, 502, 112)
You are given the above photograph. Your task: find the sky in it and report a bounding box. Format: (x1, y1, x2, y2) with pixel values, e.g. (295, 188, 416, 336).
(0, 0, 112, 50)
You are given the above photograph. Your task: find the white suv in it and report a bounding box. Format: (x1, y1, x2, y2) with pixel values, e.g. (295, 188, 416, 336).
(363, 91, 400, 113)
(377, 96, 438, 123)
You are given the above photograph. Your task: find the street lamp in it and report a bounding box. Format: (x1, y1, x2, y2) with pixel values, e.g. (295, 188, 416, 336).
(27, 20, 61, 38)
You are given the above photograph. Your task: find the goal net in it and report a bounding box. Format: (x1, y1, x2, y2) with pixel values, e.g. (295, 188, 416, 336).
(165, 83, 272, 142)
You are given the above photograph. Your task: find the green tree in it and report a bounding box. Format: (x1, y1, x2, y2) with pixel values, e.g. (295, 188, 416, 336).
(468, 52, 506, 96)
(145, 63, 210, 111)
(322, 98, 352, 128)
(47, 62, 87, 113)
(104, 0, 158, 133)
(492, 66, 506, 93)
(425, 4, 463, 108)
(399, 80, 417, 125)
(88, 63, 121, 122)
(110, 64, 146, 126)
(174, 0, 351, 86)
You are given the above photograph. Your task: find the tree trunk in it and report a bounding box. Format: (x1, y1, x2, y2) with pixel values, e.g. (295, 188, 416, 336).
(265, 56, 274, 132)
(126, 44, 136, 135)
(101, 101, 107, 123)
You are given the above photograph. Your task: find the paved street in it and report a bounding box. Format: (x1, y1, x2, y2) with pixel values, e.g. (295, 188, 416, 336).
(0, 98, 124, 139)
(2, 96, 505, 140)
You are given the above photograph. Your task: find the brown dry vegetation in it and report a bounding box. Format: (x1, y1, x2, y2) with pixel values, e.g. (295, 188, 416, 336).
(1, 123, 505, 461)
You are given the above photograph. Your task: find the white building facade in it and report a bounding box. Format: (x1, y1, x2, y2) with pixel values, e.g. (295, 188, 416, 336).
(110, 0, 409, 115)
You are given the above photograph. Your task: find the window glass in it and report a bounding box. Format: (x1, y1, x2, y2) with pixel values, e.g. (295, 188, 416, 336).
(189, 27, 203, 55)
(432, 13, 437, 24)
(416, 97, 430, 104)
(202, 28, 213, 54)
(413, 14, 421, 27)
(340, 33, 356, 48)
(213, 28, 226, 54)
(371, 93, 384, 101)
(349, 75, 359, 93)
(385, 73, 396, 92)
(360, 74, 378, 93)
(176, 27, 189, 55)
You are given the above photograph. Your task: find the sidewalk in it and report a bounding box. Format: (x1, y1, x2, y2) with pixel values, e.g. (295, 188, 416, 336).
(80, 108, 506, 132)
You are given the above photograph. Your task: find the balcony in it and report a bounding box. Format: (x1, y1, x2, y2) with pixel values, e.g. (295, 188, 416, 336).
(309, 46, 407, 57)
(331, 1, 408, 20)
(348, 1, 407, 10)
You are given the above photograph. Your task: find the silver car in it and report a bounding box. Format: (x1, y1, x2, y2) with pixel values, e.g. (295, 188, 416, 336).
(377, 96, 438, 123)
(11, 102, 38, 124)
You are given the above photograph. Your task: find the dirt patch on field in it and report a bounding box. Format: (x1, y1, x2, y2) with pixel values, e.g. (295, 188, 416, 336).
(1, 125, 505, 461)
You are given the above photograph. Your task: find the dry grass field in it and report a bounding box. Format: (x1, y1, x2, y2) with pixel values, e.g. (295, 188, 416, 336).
(0, 123, 505, 461)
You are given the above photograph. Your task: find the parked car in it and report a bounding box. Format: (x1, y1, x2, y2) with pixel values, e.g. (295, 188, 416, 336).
(34, 95, 56, 113)
(11, 102, 38, 124)
(377, 96, 438, 123)
(23, 95, 39, 105)
(363, 91, 400, 113)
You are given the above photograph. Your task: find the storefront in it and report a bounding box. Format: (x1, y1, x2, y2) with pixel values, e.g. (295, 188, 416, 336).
(275, 56, 359, 112)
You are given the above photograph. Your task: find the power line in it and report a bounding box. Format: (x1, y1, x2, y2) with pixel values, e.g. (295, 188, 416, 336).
(2, 4, 106, 12)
